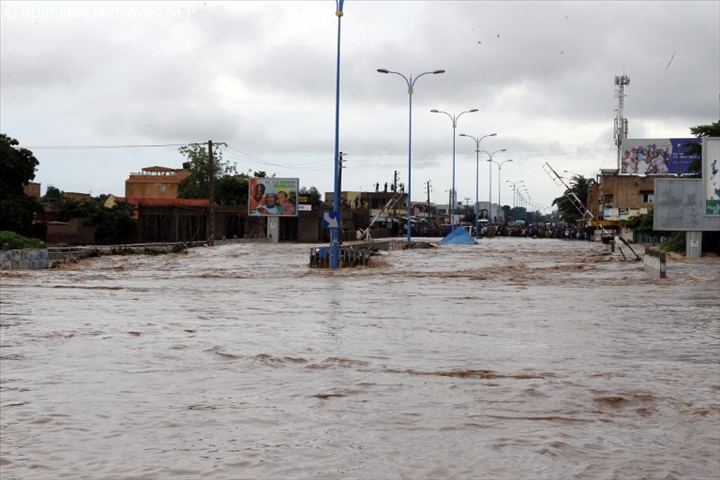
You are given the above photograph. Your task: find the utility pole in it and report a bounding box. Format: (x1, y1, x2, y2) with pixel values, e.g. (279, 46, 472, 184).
(392, 170, 399, 216)
(426, 180, 431, 204)
(198, 140, 227, 247)
(208, 140, 215, 246)
(337, 151, 345, 200)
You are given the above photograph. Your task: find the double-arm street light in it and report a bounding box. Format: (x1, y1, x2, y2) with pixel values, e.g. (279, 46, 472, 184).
(430, 109, 478, 231)
(459, 133, 496, 238)
(490, 158, 514, 221)
(377, 68, 445, 244)
(479, 149, 507, 222)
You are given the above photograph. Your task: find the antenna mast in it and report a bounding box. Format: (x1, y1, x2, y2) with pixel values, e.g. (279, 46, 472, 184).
(614, 74, 630, 170)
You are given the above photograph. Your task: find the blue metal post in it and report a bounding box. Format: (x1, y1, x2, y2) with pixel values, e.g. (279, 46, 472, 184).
(475, 144, 479, 237)
(406, 84, 413, 244)
(377, 69, 444, 245)
(431, 109, 477, 232)
(331, 0, 345, 269)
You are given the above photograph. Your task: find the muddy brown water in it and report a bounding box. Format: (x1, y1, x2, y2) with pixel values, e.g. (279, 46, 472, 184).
(1, 238, 718, 479)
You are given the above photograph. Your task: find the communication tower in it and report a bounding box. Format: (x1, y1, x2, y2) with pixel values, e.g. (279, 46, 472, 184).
(613, 74, 630, 169)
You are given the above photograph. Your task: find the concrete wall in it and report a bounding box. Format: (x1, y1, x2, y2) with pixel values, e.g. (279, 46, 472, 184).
(1, 248, 49, 271)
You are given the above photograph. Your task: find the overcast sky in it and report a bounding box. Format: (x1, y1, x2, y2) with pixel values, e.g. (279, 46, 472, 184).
(2, 0, 719, 211)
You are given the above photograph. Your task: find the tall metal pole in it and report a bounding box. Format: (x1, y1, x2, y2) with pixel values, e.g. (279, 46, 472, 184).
(430, 109, 477, 232)
(331, 1, 345, 270)
(459, 133, 497, 238)
(475, 147, 479, 237)
(377, 68, 445, 244)
(506, 179, 524, 221)
(614, 74, 630, 170)
(495, 159, 513, 221)
(406, 85, 413, 243)
(488, 155, 493, 223)
(480, 149, 507, 222)
(497, 163, 502, 221)
(208, 140, 214, 246)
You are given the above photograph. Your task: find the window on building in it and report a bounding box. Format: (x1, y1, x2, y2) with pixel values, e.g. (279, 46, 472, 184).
(642, 192, 653, 203)
(159, 185, 166, 192)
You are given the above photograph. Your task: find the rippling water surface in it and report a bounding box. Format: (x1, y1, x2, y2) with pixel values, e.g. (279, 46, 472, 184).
(1, 238, 719, 480)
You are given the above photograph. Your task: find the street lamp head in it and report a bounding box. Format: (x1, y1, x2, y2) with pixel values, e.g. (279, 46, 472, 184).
(459, 133, 468, 137)
(377, 68, 389, 74)
(500, 149, 507, 152)
(469, 109, 479, 113)
(430, 109, 440, 113)
(433, 70, 445, 74)
(489, 133, 497, 137)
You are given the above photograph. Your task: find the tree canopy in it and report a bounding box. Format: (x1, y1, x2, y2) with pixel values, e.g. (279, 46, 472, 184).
(687, 120, 720, 174)
(551, 175, 591, 225)
(177, 144, 249, 205)
(0, 134, 43, 234)
(45, 189, 138, 244)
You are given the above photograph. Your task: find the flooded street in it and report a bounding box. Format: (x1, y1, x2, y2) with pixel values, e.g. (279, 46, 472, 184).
(1, 238, 719, 480)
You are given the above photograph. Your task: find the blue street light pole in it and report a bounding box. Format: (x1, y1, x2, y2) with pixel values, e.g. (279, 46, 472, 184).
(377, 68, 445, 244)
(430, 109, 478, 232)
(459, 133, 496, 238)
(331, 0, 345, 270)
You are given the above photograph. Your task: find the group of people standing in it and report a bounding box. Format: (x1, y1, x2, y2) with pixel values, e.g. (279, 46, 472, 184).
(375, 182, 405, 193)
(621, 144, 671, 175)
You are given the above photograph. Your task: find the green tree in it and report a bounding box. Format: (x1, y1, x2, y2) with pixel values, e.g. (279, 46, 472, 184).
(55, 195, 137, 245)
(215, 174, 249, 206)
(93, 200, 137, 244)
(177, 144, 236, 200)
(686, 120, 720, 174)
(620, 208, 658, 235)
(42, 185, 63, 206)
(501, 205, 511, 221)
(0, 134, 43, 234)
(299, 186, 322, 206)
(551, 175, 590, 224)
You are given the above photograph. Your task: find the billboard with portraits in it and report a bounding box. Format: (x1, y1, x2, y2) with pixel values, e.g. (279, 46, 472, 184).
(248, 177, 299, 217)
(620, 138, 700, 175)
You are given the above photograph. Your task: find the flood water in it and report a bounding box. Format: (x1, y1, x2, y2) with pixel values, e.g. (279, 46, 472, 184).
(1, 238, 719, 480)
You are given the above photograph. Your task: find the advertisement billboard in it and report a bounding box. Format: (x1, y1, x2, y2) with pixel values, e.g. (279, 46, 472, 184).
(248, 177, 299, 217)
(704, 137, 720, 216)
(620, 138, 700, 175)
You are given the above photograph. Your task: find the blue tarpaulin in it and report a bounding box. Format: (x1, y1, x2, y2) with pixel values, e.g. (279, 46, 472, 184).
(439, 227, 477, 245)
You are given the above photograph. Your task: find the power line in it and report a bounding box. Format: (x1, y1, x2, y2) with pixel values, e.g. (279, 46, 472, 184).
(26, 143, 188, 150)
